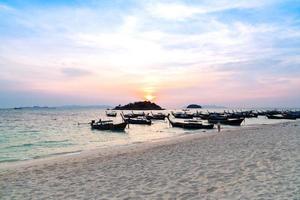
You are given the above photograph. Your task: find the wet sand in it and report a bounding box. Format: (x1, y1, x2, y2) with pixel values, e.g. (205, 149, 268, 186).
(1, 121, 300, 199)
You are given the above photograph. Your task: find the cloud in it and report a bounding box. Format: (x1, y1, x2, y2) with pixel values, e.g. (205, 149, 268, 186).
(61, 67, 92, 77)
(146, 0, 273, 21)
(147, 3, 203, 20)
(0, 3, 15, 12)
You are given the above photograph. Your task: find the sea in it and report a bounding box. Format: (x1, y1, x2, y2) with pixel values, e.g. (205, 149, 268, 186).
(0, 107, 297, 163)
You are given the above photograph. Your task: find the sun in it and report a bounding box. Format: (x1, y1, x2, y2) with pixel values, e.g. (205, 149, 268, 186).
(144, 94, 155, 101)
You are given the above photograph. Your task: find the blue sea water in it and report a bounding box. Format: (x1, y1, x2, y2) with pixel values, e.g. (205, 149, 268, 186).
(0, 108, 296, 163)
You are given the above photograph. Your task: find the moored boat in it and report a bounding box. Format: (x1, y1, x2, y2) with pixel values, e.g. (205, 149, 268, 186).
(90, 120, 127, 131)
(208, 118, 245, 126)
(146, 112, 166, 120)
(121, 114, 152, 125)
(283, 111, 300, 119)
(106, 111, 117, 117)
(167, 115, 214, 129)
(131, 111, 146, 117)
(121, 111, 146, 118)
(208, 114, 228, 121)
(266, 114, 296, 120)
(171, 111, 194, 119)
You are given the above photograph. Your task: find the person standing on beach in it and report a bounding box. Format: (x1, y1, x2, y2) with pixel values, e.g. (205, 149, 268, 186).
(217, 121, 221, 132)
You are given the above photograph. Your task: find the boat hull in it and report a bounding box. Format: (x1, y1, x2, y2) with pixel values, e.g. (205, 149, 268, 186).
(266, 115, 296, 120)
(208, 118, 245, 126)
(146, 115, 166, 120)
(170, 122, 214, 129)
(106, 113, 117, 117)
(91, 122, 127, 131)
(167, 116, 214, 129)
(125, 118, 152, 125)
(171, 112, 194, 119)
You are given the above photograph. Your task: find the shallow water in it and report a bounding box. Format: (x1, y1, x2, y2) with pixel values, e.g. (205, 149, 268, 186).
(0, 108, 296, 163)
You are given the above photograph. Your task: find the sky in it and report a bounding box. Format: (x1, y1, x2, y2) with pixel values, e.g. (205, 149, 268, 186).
(0, 0, 300, 108)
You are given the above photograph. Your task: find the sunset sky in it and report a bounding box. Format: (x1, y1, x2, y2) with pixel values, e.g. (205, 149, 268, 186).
(0, 0, 300, 108)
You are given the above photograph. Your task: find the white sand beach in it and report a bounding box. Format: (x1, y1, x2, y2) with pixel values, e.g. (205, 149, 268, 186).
(1, 121, 300, 199)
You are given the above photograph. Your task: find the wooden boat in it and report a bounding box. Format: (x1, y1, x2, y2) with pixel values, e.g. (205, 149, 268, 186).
(171, 111, 194, 119)
(266, 114, 296, 120)
(121, 114, 151, 125)
(248, 113, 258, 118)
(224, 110, 258, 118)
(131, 111, 145, 117)
(122, 113, 135, 118)
(284, 111, 300, 119)
(265, 110, 281, 115)
(121, 111, 146, 118)
(208, 118, 245, 126)
(106, 111, 117, 117)
(146, 112, 166, 120)
(197, 113, 210, 120)
(256, 110, 267, 116)
(167, 115, 214, 129)
(121, 112, 137, 118)
(90, 120, 127, 131)
(208, 114, 228, 120)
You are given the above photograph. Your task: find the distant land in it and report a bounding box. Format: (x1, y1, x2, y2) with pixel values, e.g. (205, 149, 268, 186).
(7, 105, 112, 110)
(187, 104, 202, 109)
(200, 105, 227, 109)
(113, 101, 164, 110)
(13, 106, 55, 110)
(180, 105, 226, 109)
(59, 105, 112, 109)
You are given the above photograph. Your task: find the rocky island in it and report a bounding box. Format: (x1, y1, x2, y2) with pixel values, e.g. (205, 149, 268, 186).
(186, 104, 202, 109)
(113, 101, 164, 110)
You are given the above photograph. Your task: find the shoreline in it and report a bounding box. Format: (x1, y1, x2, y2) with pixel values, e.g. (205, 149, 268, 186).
(0, 122, 288, 171)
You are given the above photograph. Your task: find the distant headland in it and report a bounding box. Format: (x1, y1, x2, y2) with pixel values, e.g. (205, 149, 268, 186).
(113, 101, 164, 110)
(8, 105, 112, 110)
(13, 106, 54, 110)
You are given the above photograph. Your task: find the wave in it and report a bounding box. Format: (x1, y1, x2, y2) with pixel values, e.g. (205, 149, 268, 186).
(5, 140, 74, 149)
(7, 143, 34, 148)
(0, 158, 25, 163)
(0, 150, 82, 163)
(33, 150, 82, 159)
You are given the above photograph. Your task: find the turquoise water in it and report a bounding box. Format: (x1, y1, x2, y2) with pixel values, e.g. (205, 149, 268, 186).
(0, 108, 296, 163)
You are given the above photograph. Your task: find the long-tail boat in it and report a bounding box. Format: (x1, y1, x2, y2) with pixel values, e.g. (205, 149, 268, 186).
(266, 114, 296, 120)
(131, 111, 146, 117)
(121, 111, 137, 118)
(106, 111, 117, 117)
(121, 114, 151, 125)
(90, 120, 127, 131)
(208, 118, 245, 126)
(167, 115, 214, 129)
(171, 111, 194, 119)
(208, 113, 228, 121)
(146, 112, 166, 120)
(283, 111, 300, 119)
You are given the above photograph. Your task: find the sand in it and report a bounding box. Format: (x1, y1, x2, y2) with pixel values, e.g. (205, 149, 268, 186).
(1, 121, 300, 199)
